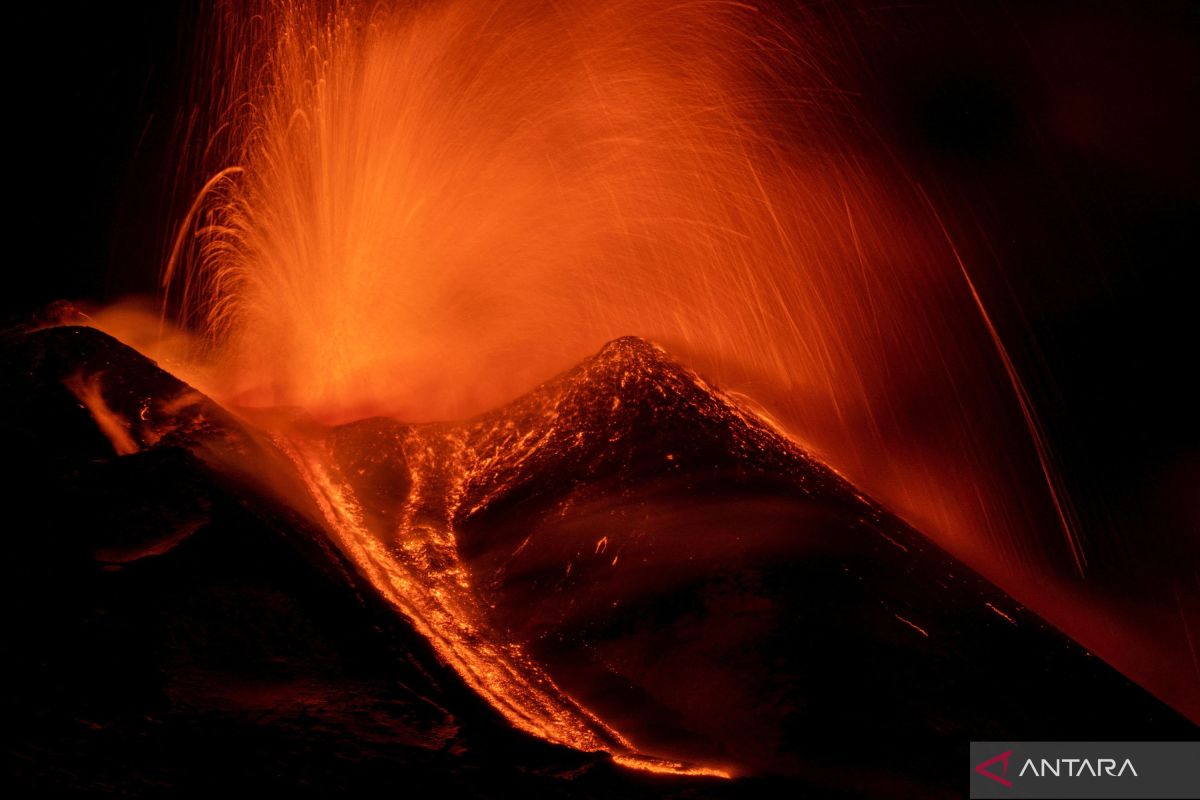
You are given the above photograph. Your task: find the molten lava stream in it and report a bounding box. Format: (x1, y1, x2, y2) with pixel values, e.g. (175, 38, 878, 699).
(275, 433, 730, 778)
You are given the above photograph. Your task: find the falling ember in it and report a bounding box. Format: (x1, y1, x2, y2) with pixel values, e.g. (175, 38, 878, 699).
(893, 613, 930, 638)
(986, 602, 1018, 626)
(75, 0, 1188, 778)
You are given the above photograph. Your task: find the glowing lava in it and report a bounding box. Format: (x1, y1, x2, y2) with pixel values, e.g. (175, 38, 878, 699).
(89, 0, 1156, 773)
(272, 361, 740, 777)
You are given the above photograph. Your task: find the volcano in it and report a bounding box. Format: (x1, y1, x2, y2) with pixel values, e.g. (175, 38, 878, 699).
(3, 324, 1193, 797)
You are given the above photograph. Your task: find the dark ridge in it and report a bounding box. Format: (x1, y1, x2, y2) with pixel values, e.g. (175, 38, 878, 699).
(450, 335, 844, 529)
(2, 325, 724, 797)
(425, 342, 1199, 781)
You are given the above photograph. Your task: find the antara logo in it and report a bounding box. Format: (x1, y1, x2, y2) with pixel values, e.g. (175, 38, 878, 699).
(1019, 758, 1138, 778)
(972, 741, 1196, 799)
(975, 747, 1140, 790)
(975, 750, 1014, 788)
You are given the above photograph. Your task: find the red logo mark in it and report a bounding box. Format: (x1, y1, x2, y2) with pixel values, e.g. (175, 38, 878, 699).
(975, 750, 1014, 788)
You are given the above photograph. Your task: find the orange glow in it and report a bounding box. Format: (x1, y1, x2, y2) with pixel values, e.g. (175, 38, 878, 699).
(120, 0, 1079, 584)
(84, 0, 1193, 772)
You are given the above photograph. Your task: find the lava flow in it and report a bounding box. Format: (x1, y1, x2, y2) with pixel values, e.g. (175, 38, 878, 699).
(268, 334, 860, 776)
(275, 429, 730, 777)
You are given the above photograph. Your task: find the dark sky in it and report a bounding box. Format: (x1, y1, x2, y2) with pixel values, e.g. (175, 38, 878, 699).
(7, 2, 187, 319)
(840, 0, 1200, 582)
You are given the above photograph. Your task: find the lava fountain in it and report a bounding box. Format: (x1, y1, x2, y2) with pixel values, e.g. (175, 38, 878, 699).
(86, 0, 1165, 776)
(132, 0, 1083, 575)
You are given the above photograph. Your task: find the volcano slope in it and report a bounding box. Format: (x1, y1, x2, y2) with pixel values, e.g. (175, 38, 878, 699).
(2, 326, 1193, 797)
